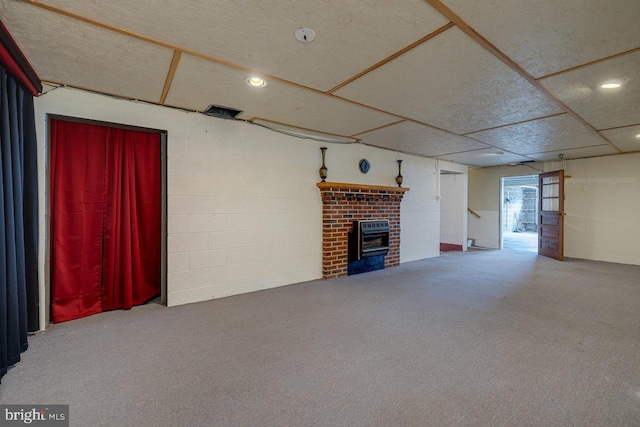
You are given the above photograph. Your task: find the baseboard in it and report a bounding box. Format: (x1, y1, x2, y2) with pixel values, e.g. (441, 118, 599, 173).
(440, 243, 463, 252)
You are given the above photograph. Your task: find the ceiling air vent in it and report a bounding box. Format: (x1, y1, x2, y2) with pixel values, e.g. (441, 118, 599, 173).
(202, 104, 243, 119)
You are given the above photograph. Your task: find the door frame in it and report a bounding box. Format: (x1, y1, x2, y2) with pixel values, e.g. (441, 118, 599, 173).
(44, 114, 168, 327)
(500, 175, 540, 250)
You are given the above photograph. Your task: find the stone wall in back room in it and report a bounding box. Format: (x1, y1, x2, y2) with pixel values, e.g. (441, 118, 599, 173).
(33, 87, 445, 328)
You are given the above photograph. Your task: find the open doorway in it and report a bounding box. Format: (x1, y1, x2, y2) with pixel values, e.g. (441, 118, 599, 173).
(501, 175, 538, 252)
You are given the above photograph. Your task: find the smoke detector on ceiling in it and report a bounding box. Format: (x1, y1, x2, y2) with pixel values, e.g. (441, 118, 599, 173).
(295, 28, 316, 43)
(202, 104, 243, 119)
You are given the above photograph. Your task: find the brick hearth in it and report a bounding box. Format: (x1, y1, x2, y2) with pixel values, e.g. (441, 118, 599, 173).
(317, 182, 409, 279)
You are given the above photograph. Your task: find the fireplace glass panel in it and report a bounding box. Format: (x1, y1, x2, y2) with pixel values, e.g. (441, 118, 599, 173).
(363, 237, 384, 250)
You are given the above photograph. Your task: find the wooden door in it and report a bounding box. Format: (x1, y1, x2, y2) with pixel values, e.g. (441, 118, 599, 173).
(538, 170, 564, 260)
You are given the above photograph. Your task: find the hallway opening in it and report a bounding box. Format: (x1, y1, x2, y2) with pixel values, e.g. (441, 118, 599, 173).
(501, 175, 538, 252)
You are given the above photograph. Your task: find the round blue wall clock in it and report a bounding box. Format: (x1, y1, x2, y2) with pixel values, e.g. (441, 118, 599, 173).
(359, 159, 370, 174)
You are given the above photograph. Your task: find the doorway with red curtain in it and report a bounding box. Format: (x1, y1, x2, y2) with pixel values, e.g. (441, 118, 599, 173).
(49, 118, 162, 323)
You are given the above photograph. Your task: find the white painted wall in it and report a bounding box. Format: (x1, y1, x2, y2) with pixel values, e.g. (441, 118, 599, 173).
(439, 173, 468, 249)
(546, 154, 640, 265)
(34, 87, 442, 328)
(398, 155, 441, 263)
(468, 154, 640, 266)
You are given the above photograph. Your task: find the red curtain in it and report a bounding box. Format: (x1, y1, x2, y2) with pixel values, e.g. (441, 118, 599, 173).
(50, 120, 161, 323)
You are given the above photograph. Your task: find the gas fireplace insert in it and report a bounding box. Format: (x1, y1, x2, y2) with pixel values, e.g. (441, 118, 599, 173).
(353, 220, 390, 260)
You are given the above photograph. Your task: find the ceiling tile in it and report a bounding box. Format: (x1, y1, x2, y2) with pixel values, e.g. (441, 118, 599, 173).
(540, 51, 640, 130)
(442, 0, 640, 78)
(600, 125, 640, 153)
(165, 54, 399, 137)
(526, 145, 618, 162)
(437, 149, 533, 167)
(6, 0, 631, 167)
(32, 0, 449, 92)
(0, 1, 173, 103)
(467, 115, 608, 155)
(334, 27, 563, 134)
(355, 121, 490, 157)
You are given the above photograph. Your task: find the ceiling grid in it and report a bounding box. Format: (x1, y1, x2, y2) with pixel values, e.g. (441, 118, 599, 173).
(1, 0, 637, 166)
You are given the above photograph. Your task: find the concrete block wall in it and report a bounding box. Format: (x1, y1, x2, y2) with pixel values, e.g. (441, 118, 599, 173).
(400, 157, 453, 262)
(547, 154, 640, 265)
(163, 115, 322, 305)
(33, 87, 444, 328)
(468, 155, 640, 266)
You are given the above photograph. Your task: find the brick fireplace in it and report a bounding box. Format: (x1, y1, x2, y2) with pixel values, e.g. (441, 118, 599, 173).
(317, 182, 409, 279)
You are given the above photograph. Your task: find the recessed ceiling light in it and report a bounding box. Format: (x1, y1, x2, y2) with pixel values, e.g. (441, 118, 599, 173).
(635, 134, 640, 138)
(245, 76, 266, 88)
(600, 78, 628, 89)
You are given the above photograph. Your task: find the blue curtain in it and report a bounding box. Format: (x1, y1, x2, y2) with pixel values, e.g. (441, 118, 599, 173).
(0, 65, 39, 382)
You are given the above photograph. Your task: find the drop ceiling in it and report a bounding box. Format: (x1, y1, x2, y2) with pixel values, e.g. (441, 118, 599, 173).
(1, 0, 639, 167)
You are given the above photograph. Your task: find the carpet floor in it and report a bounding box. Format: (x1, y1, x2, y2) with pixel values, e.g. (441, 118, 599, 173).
(2, 249, 640, 426)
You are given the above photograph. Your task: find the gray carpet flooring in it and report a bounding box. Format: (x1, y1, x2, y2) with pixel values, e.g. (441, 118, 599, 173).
(2, 249, 640, 426)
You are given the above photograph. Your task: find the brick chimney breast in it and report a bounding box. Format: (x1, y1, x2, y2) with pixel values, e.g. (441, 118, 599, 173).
(316, 182, 409, 279)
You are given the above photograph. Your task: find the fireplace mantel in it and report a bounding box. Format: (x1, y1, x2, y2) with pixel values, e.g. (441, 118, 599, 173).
(316, 181, 409, 279)
(316, 182, 410, 193)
